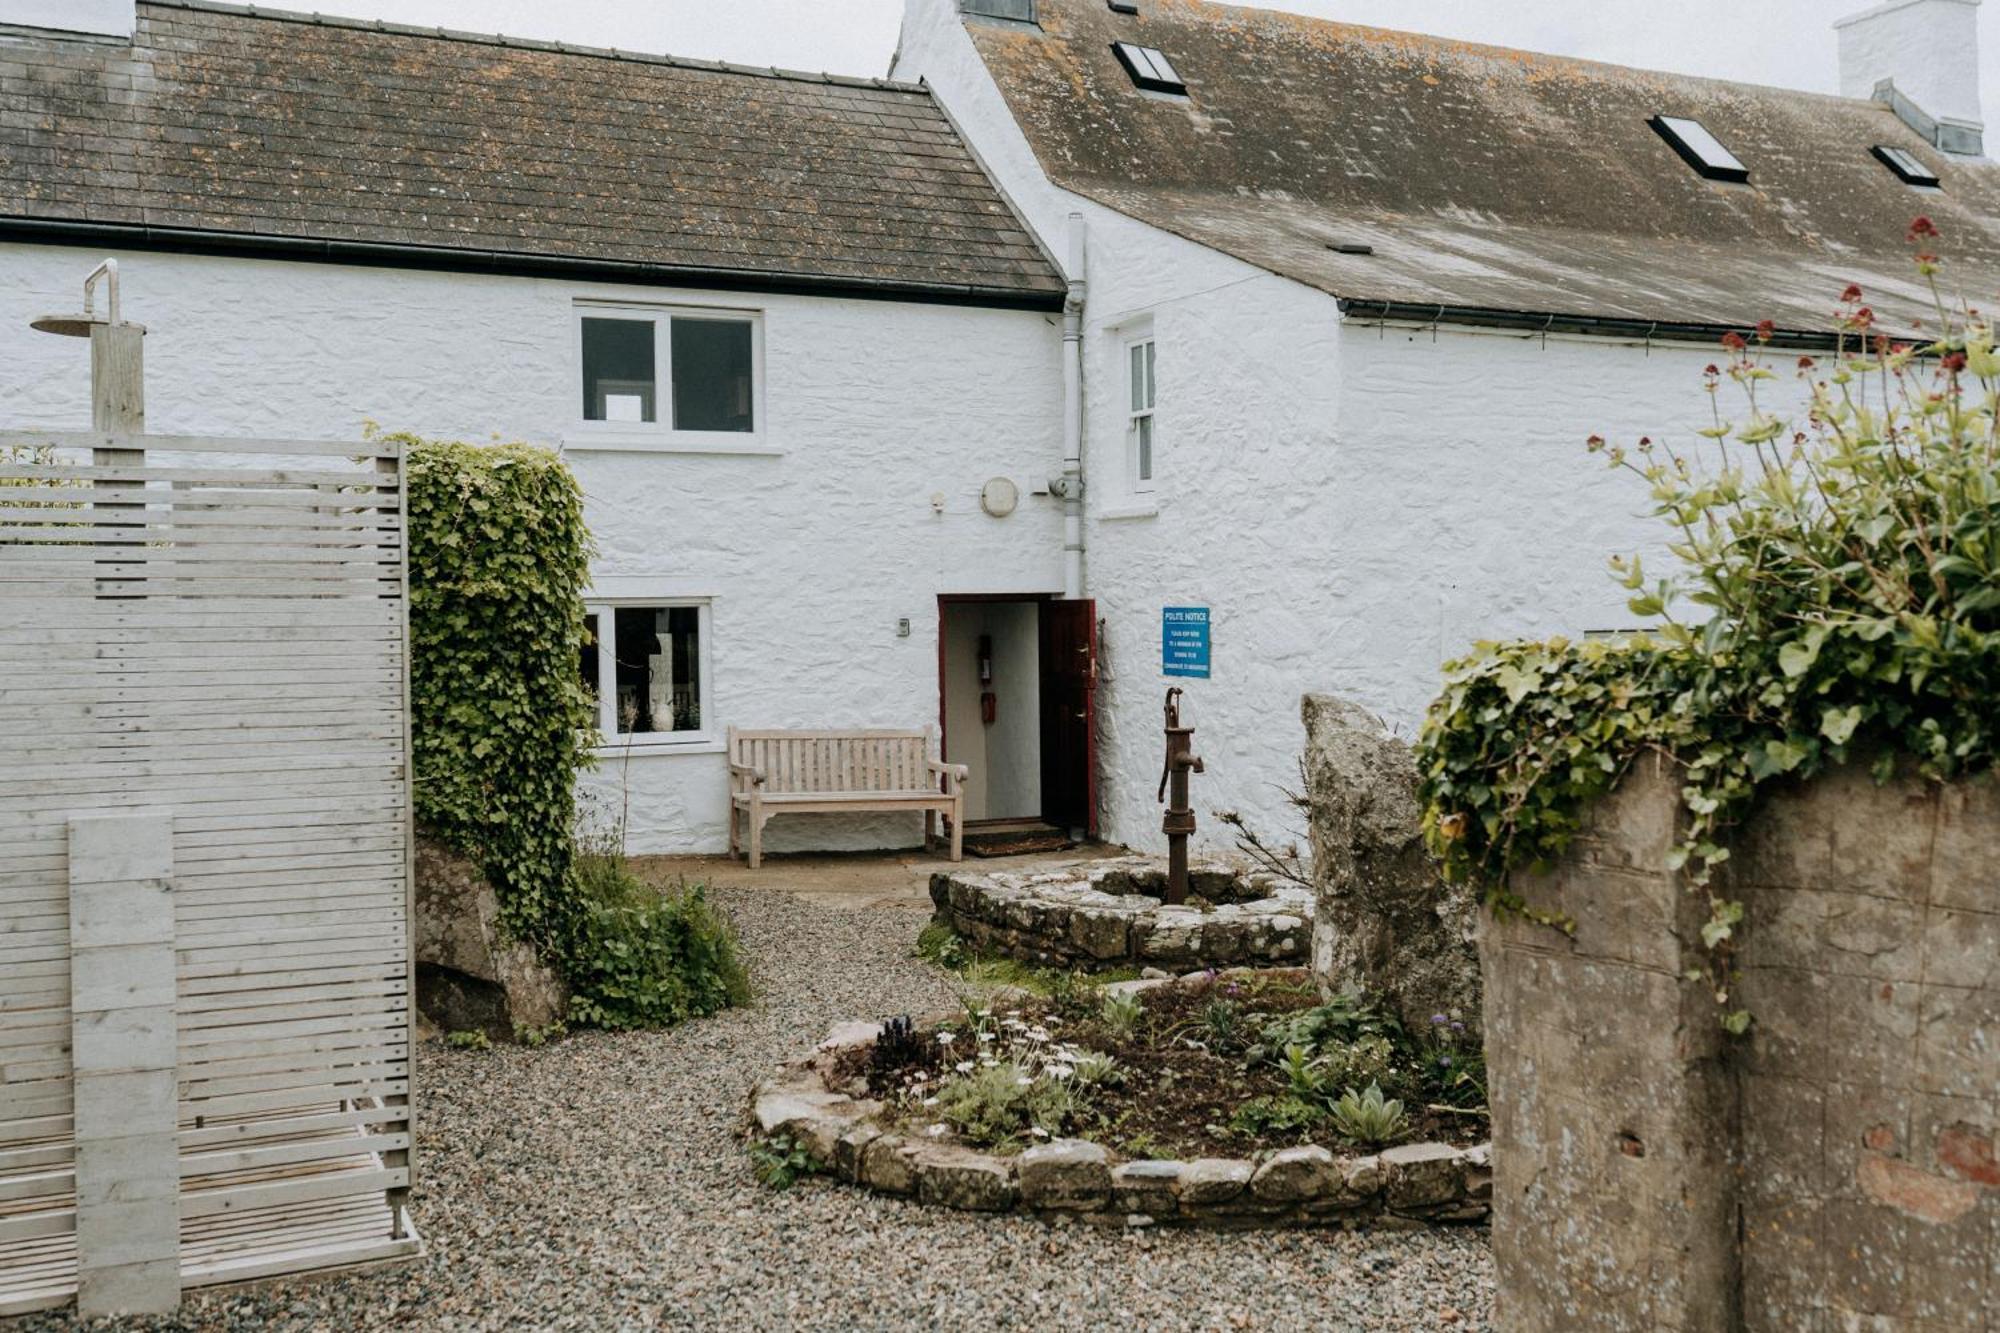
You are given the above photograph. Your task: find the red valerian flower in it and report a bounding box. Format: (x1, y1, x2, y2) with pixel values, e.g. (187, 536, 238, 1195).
(1909, 216, 1940, 240)
(1721, 331, 1748, 352)
(1840, 283, 1864, 304)
(1755, 319, 1777, 342)
(1798, 356, 1816, 370)
(1942, 352, 1967, 372)
(1704, 364, 1721, 377)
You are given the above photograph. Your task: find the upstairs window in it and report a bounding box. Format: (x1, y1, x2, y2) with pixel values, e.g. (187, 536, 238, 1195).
(1873, 144, 1941, 188)
(1113, 42, 1186, 96)
(1649, 115, 1749, 183)
(1127, 335, 1156, 494)
(578, 305, 758, 436)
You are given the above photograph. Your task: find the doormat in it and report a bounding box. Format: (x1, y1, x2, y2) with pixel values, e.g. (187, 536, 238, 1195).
(962, 828, 1076, 858)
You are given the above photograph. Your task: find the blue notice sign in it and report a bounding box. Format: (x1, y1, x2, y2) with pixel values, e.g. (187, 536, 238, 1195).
(1162, 606, 1211, 679)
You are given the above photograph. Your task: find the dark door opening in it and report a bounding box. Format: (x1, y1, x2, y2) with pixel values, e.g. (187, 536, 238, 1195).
(937, 595, 1096, 838)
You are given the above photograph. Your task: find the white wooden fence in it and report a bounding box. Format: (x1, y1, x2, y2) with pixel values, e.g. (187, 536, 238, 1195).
(0, 430, 418, 1316)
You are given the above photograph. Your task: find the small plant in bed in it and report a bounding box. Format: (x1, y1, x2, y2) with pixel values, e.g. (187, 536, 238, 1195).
(836, 973, 1484, 1159)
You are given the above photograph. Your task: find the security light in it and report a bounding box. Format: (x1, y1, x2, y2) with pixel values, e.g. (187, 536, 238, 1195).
(1113, 42, 1185, 95)
(1873, 144, 1941, 188)
(1649, 115, 1749, 183)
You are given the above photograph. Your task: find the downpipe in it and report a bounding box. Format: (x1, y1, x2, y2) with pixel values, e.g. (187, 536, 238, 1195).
(1056, 212, 1087, 600)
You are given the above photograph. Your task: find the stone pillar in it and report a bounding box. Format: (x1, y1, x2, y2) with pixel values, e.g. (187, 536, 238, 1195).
(1301, 694, 1480, 1033)
(1483, 754, 2000, 1330)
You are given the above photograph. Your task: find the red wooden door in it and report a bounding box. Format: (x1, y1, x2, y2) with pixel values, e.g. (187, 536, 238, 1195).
(1039, 599, 1097, 835)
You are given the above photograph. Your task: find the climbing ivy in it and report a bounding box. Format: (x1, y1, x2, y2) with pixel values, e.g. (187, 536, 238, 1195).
(1416, 224, 2000, 1031)
(399, 433, 598, 943)
(396, 431, 749, 1031)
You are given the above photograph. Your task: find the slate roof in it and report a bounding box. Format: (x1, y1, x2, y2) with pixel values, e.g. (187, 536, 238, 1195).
(967, 0, 2000, 336)
(0, 0, 1066, 307)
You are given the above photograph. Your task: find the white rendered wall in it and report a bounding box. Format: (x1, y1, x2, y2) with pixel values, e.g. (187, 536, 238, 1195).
(0, 243, 1067, 853)
(897, 1, 1698, 856)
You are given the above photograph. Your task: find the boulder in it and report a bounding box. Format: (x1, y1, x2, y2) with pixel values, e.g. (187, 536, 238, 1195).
(1301, 695, 1482, 1036)
(1380, 1141, 1466, 1211)
(1250, 1146, 1339, 1203)
(414, 834, 567, 1042)
(1175, 1158, 1253, 1207)
(914, 1146, 1017, 1212)
(1111, 1159, 1183, 1216)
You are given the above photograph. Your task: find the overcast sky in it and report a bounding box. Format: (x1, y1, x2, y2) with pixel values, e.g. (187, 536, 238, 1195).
(301, 1, 2000, 132)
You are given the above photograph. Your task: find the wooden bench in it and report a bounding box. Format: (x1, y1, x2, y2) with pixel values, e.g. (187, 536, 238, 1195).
(727, 727, 970, 869)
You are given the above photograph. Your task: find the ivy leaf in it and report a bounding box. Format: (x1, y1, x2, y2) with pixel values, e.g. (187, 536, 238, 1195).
(1820, 705, 1863, 746)
(1720, 1010, 1754, 1036)
(1778, 638, 1820, 679)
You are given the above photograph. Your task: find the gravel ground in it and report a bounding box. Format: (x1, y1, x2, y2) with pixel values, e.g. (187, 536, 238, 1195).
(36, 887, 1494, 1332)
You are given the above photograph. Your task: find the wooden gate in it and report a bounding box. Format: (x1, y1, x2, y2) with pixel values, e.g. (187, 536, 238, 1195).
(0, 429, 418, 1316)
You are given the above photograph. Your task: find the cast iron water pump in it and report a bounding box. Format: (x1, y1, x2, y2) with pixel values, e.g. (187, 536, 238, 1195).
(1157, 686, 1205, 906)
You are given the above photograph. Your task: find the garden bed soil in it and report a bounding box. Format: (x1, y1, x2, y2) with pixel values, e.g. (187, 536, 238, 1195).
(833, 969, 1484, 1160)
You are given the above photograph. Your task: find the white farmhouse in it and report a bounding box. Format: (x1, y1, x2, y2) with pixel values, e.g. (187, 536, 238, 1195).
(0, 1, 1085, 856)
(7, 0, 2000, 863)
(893, 0, 2000, 848)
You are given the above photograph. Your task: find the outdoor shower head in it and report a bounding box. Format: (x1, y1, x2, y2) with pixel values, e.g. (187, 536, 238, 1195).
(29, 258, 141, 338)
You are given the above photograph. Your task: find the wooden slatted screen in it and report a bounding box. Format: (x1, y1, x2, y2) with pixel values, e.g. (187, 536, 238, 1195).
(0, 431, 418, 1316)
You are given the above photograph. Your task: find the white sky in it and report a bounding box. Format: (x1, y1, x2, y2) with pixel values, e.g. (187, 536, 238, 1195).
(292, 1, 2000, 133)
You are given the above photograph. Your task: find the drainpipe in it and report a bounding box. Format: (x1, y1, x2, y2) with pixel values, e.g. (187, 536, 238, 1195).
(1056, 212, 1087, 599)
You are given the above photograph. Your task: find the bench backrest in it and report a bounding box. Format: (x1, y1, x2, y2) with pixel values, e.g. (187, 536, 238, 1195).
(729, 727, 937, 795)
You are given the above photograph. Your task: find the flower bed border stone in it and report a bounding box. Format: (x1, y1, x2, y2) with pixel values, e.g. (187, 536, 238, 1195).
(746, 973, 1491, 1231)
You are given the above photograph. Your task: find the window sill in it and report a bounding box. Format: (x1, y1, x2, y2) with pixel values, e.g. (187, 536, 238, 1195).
(1097, 501, 1160, 521)
(564, 432, 784, 457)
(590, 737, 726, 758)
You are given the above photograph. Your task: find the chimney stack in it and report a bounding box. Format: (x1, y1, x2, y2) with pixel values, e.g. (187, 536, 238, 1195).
(1837, 0, 1985, 155)
(0, 1, 136, 39)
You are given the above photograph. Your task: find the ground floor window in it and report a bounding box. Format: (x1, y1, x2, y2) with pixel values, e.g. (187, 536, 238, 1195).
(581, 601, 712, 745)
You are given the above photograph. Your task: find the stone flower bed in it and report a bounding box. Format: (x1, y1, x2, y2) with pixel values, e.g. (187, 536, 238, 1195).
(929, 856, 1311, 971)
(746, 971, 1489, 1231)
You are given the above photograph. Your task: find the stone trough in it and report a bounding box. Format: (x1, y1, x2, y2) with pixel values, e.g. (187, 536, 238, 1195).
(746, 975, 1490, 1231)
(928, 855, 1312, 971)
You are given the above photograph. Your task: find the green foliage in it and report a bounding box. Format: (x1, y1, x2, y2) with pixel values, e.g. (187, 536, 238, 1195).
(1200, 997, 1247, 1052)
(444, 1030, 491, 1052)
(914, 920, 971, 970)
(1099, 989, 1144, 1041)
(1246, 986, 1397, 1066)
(746, 1132, 821, 1191)
(934, 1061, 1083, 1148)
(1328, 1083, 1409, 1146)
(1228, 1093, 1327, 1139)
(1418, 239, 2000, 1026)
(511, 1021, 568, 1049)
(398, 430, 747, 1032)
(562, 849, 751, 1031)
(399, 432, 596, 943)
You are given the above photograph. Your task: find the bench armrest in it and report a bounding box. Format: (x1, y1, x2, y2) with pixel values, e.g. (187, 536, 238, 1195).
(927, 759, 969, 795)
(729, 762, 765, 791)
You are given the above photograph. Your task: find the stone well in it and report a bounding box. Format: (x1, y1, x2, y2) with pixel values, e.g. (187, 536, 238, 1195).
(928, 855, 1312, 970)
(1483, 755, 2000, 1331)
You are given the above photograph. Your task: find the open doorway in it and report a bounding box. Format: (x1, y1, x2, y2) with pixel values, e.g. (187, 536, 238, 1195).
(938, 595, 1096, 844)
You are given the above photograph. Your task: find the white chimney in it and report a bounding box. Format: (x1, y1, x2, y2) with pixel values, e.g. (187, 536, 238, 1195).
(1837, 0, 1984, 154)
(0, 1, 136, 39)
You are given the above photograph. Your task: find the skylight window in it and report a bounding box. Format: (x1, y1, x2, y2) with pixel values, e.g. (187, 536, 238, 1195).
(1649, 115, 1749, 183)
(959, 0, 1037, 21)
(1873, 144, 1942, 188)
(1113, 42, 1186, 96)
(1108, 0, 1140, 13)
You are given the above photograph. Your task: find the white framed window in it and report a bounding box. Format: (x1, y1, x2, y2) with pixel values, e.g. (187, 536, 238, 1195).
(570, 302, 770, 454)
(580, 599, 715, 749)
(1126, 334, 1157, 494)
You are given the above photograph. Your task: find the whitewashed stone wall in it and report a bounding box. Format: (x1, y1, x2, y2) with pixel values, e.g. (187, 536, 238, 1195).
(897, 1, 1708, 854)
(0, 243, 1067, 853)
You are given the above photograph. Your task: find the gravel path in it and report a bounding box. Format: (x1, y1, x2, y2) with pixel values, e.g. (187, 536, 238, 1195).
(37, 887, 1494, 1332)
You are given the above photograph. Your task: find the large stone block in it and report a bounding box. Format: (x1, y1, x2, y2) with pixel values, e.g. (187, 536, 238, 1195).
(1484, 756, 2000, 1331)
(1302, 694, 1481, 1034)
(414, 835, 567, 1042)
(1017, 1139, 1111, 1211)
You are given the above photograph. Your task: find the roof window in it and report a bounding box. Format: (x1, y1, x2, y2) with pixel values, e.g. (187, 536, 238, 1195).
(1108, 1, 1140, 13)
(1113, 42, 1185, 96)
(1873, 144, 1941, 188)
(959, 0, 1037, 21)
(1649, 115, 1749, 183)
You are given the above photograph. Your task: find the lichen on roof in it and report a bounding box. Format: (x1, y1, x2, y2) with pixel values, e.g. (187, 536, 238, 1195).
(973, 0, 2000, 333)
